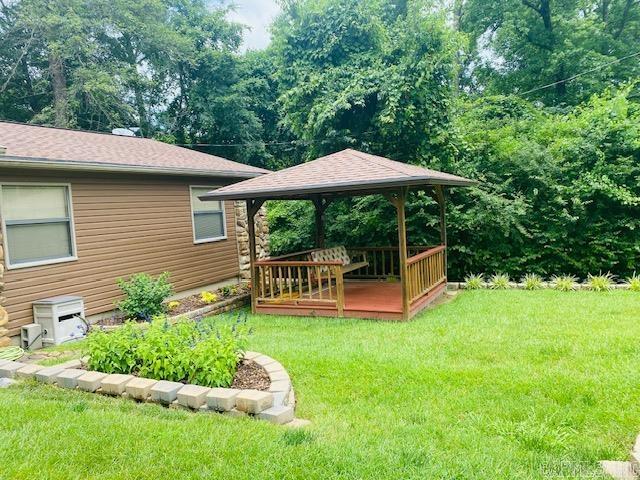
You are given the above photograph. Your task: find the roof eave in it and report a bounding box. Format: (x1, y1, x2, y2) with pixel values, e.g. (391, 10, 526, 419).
(200, 176, 477, 201)
(0, 155, 266, 179)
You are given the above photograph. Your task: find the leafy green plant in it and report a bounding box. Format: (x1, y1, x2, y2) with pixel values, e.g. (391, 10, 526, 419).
(587, 273, 614, 292)
(489, 273, 510, 290)
(464, 273, 484, 290)
(85, 322, 141, 374)
(522, 273, 543, 290)
(625, 272, 640, 292)
(116, 272, 173, 321)
(551, 275, 578, 292)
(85, 313, 250, 387)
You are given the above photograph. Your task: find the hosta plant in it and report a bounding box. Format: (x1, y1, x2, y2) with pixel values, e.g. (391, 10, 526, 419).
(489, 273, 510, 289)
(464, 273, 484, 290)
(551, 275, 578, 292)
(625, 272, 640, 292)
(587, 272, 614, 292)
(522, 273, 543, 290)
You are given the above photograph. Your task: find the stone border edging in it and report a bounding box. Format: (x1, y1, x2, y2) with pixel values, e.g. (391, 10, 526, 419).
(600, 433, 640, 479)
(168, 293, 250, 322)
(0, 351, 307, 427)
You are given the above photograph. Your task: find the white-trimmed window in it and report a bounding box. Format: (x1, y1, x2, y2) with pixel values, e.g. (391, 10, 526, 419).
(0, 184, 77, 269)
(190, 186, 226, 243)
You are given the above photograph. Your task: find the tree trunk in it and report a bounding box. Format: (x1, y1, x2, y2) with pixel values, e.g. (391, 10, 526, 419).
(614, 0, 634, 39)
(48, 51, 69, 128)
(133, 83, 148, 137)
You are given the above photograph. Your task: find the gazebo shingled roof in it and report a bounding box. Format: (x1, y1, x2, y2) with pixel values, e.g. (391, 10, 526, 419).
(200, 149, 475, 201)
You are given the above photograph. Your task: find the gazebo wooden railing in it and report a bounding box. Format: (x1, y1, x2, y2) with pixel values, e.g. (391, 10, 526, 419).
(253, 244, 447, 318)
(344, 246, 435, 279)
(254, 258, 345, 315)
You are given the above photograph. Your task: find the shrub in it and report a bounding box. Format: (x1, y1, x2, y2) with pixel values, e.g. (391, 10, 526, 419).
(116, 272, 173, 320)
(489, 273, 510, 289)
(551, 275, 578, 292)
(522, 273, 543, 290)
(464, 273, 484, 290)
(85, 313, 250, 387)
(587, 272, 614, 292)
(200, 291, 218, 304)
(625, 272, 640, 292)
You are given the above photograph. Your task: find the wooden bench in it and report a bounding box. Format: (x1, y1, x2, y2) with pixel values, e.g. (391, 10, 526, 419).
(309, 246, 368, 274)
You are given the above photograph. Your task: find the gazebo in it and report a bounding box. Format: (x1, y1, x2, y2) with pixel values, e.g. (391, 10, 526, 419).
(202, 149, 475, 321)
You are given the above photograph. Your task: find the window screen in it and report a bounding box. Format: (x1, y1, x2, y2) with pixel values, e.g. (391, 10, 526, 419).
(1, 185, 75, 266)
(191, 187, 225, 242)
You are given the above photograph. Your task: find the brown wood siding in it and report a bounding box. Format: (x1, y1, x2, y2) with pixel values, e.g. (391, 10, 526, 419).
(1, 169, 241, 336)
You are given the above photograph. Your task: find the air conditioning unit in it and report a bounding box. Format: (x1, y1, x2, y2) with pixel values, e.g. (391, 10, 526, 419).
(32, 296, 85, 346)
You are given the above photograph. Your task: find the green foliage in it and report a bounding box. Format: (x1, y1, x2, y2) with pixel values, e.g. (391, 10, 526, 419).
(522, 274, 544, 291)
(448, 89, 640, 280)
(586, 272, 615, 292)
(272, 0, 460, 161)
(85, 322, 141, 374)
(464, 273, 484, 290)
(116, 272, 173, 321)
(625, 273, 640, 292)
(457, 0, 640, 105)
(552, 275, 578, 292)
(85, 314, 249, 387)
(489, 273, 510, 290)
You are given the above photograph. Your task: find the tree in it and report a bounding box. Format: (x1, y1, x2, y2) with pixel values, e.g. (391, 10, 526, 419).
(457, 0, 640, 105)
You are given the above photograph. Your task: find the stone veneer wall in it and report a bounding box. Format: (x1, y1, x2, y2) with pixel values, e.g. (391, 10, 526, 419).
(0, 232, 9, 347)
(234, 201, 270, 281)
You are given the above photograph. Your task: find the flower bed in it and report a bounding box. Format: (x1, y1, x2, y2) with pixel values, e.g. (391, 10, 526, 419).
(0, 350, 299, 425)
(166, 283, 250, 317)
(86, 316, 249, 388)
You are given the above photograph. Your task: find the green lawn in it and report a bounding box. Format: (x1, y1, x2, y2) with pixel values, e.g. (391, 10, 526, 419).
(1, 291, 639, 479)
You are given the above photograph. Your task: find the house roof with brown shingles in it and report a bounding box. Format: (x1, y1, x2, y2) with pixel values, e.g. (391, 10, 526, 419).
(201, 149, 475, 200)
(0, 121, 268, 178)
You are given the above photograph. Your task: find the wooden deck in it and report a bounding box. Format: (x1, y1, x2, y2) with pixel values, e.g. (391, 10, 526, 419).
(254, 279, 447, 321)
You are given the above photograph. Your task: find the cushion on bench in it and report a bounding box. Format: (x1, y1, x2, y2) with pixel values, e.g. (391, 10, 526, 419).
(310, 246, 351, 266)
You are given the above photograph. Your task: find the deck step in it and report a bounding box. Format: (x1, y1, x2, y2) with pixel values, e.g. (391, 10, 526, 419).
(600, 461, 638, 480)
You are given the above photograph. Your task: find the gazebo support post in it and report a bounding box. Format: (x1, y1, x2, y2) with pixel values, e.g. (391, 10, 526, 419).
(312, 196, 331, 248)
(387, 187, 410, 321)
(434, 185, 448, 277)
(246, 198, 264, 314)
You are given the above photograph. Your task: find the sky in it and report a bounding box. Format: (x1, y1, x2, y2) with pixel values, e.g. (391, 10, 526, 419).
(226, 0, 281, 51)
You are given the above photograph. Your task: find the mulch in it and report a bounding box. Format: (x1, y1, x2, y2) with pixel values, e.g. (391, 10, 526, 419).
(231, 359, 270, 391)
(167, 287, 249, 317)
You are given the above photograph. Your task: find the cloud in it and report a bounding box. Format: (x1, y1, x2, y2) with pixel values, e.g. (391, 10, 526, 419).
(226, 0, 281, 51)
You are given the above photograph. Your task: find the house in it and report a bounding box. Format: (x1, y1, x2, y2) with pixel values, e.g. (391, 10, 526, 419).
(0, 121, 269, 345)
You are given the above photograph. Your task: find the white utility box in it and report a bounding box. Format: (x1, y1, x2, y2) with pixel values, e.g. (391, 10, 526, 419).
(32, 295, 85, 346)
(21, 323, 43, 350)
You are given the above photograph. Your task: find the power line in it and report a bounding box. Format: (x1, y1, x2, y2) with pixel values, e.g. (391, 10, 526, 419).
(520, 50, 640, 96)
(176, 140, 305, 147)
